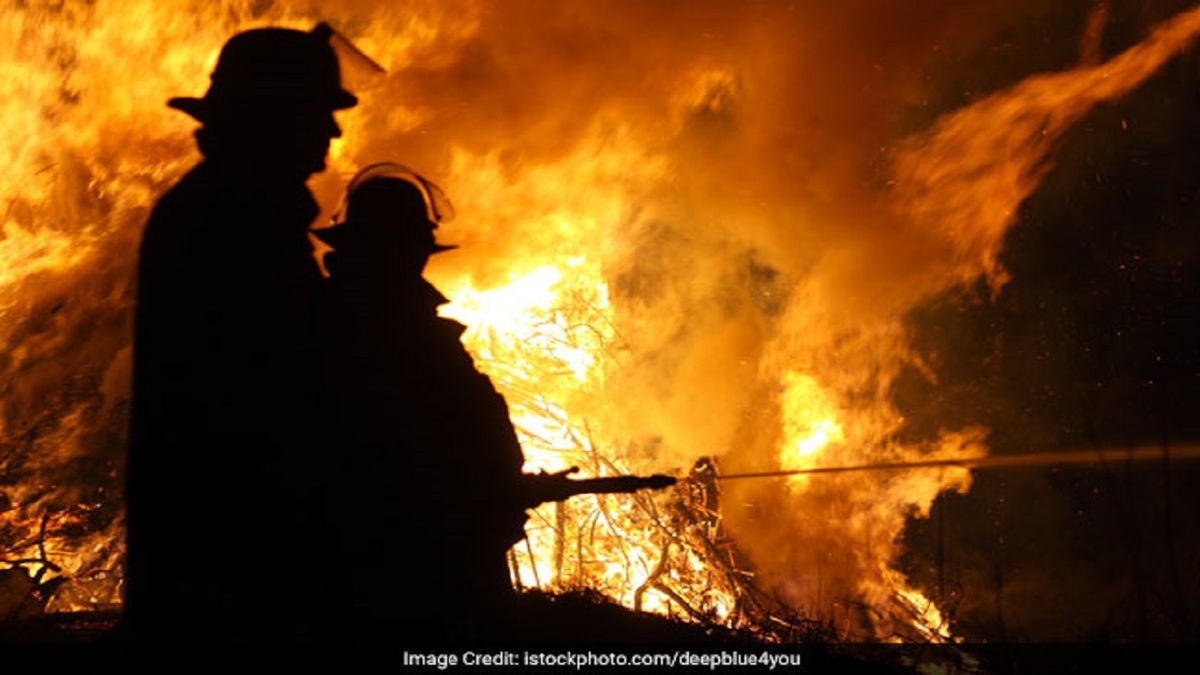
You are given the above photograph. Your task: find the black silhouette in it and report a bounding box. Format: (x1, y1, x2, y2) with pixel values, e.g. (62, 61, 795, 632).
(313, 165, 526, 642)
(313, 164, 676, 643)
(124, 24, 356, 639)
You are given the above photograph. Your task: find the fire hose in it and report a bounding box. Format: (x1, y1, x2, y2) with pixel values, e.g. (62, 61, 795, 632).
(711, 443, 1200, 481)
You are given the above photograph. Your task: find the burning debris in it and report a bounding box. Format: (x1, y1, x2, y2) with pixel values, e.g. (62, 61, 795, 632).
(2, 0, 1200, 649)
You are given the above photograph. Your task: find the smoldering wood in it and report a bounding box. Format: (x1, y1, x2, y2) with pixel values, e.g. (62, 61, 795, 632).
(473, 288, 959, 644)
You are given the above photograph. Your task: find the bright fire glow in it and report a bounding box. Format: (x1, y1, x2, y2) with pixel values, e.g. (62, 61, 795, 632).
(777, 372, 845, 491)
(4, 0, 1200, 643)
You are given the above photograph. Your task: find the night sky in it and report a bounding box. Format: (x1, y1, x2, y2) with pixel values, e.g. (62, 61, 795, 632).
(896, 0, 1200, 642)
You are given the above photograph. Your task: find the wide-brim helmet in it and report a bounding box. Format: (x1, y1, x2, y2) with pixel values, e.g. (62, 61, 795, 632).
(168, 23, 357, 123)
(313, 162, 457, 256)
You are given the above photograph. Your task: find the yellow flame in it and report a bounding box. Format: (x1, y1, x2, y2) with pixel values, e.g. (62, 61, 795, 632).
(885, 568, 954, 643)
(3, 1, 1200, 640)
(777, 372, 845, 490)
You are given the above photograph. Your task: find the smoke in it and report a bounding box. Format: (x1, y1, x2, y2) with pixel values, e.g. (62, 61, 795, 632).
(332, 0, 1041, 447)
(318, 0, 1059, 634)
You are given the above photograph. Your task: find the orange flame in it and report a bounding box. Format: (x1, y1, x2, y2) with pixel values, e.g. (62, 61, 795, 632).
(3, 1, 1200, 642)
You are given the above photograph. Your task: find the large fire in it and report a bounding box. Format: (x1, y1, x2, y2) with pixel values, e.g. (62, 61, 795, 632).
(3, 0, 1199, 642)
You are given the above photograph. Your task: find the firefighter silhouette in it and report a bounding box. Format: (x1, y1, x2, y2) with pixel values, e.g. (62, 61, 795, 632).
(313, 164, 527, 643)
(126, 24, 357, 639)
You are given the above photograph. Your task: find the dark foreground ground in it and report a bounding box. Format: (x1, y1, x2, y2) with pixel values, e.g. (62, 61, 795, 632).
(1, 591, 1195, 673)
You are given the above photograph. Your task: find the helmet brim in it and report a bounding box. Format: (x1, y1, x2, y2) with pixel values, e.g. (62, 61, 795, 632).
(167, 89, 358, 123)
(312, 224, 458, 255)
(166, 97, 209, 122)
